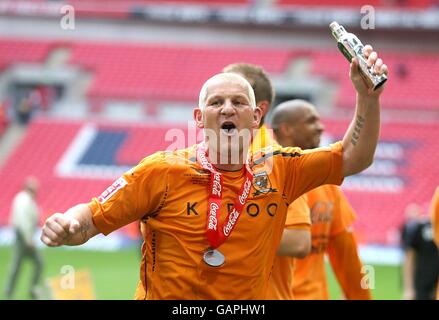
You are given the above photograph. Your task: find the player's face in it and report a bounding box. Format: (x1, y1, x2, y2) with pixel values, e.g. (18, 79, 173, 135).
(195, 79, 261, 163)
(195, 79, 261, 159)
(291, 106, 324, 149)
(204, 81, 257, 131)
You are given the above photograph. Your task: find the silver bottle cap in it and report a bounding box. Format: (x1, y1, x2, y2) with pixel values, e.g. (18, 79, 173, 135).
(329, 21, 346, 41)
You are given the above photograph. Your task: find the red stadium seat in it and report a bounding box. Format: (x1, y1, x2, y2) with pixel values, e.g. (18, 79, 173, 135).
(68, 42, 293, 101)
(0, 38, 438, 110)
(0, 39, 52, 70)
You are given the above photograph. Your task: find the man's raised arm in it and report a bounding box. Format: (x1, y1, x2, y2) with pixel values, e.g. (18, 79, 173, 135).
(40, 203, 100, 247)
(342, 45, 388, 177)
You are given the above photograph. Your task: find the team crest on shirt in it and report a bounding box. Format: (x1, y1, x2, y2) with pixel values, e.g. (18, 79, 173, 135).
(252, 171, 277, 196)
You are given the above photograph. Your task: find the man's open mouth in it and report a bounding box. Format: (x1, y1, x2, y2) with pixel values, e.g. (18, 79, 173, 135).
(221, 122, 237, 135)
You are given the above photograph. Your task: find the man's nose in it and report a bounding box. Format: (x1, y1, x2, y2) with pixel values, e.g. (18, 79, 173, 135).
(221, 99, 236, 116)
(317, 121, 325, 133)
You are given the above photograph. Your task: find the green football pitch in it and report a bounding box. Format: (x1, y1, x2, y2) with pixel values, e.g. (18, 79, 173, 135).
(0, 246, 402, 300)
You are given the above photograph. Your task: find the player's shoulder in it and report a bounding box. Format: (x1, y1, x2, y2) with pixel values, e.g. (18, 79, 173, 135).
(301, 142, 343, 155)
(269, 143, 339, 157)
(14, 190, 30, 203)
(134, 145, 197, 173)
(276, 144, 304, 156)
(254, 143, 303, 159)
(250, 143, 303, 170)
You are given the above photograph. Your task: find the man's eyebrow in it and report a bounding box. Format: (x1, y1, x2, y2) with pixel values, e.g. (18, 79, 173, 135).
(229, 93, 250, 101)
(205, 95, 222, 102)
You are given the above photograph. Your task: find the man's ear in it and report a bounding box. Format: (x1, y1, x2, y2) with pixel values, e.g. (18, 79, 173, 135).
(193, 108, 204, 128)
(253, 107, 262, 129)
(257, 101, 270, 118)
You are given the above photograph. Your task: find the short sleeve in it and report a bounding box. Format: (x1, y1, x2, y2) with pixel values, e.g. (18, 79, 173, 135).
(330, 187, 357, 237)
(283, 141, 344, 203)
(285, 194, 311, 228)
(89, 152, 169, 235)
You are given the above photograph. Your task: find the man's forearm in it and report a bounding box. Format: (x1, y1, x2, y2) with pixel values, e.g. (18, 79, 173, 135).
(276, 228, 311, 258)
(402, 249, 415, 299)
(62, 203, 99, 246)
(342, 94, 380, 177)
(328, 231, 372, 300)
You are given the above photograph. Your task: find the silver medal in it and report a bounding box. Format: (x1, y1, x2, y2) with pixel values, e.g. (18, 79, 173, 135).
(203, 249, 225, 267)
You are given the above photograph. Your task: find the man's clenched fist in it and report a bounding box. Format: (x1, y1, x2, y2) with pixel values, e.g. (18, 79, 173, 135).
(41, 213, 81, 247)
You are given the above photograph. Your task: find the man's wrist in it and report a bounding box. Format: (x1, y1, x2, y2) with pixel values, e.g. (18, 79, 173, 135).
(357, 93, 380, 107)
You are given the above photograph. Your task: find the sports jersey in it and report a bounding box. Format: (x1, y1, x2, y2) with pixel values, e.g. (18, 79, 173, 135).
(265, 195, 310, 300)
(89, 141, 343, 299)
(292, 185, 369, 300)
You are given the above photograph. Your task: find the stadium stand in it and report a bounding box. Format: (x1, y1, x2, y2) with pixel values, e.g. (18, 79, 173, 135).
(0, 119, 191, 225)
(0, 39, 52, 70)
(0, 38, 434, 111)
(323, 119, 439, 244)
(2, 38, 437, 110)
(67, 42, 292, 101)
(0, 0, 250, 21)
(15, 0, 434, 9)
(310, 50, 439, 110)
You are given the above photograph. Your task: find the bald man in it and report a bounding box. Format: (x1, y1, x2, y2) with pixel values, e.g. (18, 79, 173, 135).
(271, 99, 371, 300)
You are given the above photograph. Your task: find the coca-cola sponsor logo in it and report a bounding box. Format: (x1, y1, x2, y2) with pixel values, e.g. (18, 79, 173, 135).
(223, 208, 240, 236)
(198, 151, 215, 172)
(208, 202, 219, 230)
(212, 172, 222, 196)
(238, 179, 252, 205)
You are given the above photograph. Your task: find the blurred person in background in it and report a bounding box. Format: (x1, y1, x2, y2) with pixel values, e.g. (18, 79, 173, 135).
(4, 176, 43, 300)
(271, 99, 371, 300)
(401, 202, 439, 300)
(399, 202, 421, 299)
